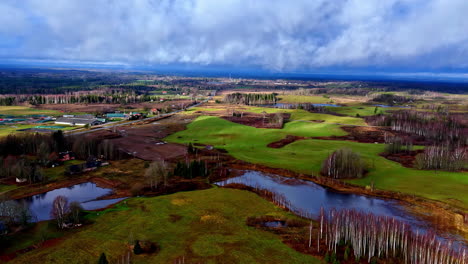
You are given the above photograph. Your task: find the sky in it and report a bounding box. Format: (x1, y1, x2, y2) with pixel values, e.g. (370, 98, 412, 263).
(1, 0, 468, 76)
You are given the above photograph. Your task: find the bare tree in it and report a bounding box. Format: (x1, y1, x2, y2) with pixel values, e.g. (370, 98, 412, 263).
(69, 201, 83, 225)
(50, 196, 69, 228)
(145, 160, 168, 190)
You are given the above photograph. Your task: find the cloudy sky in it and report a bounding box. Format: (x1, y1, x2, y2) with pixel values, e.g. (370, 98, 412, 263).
(1, 0, 468, 74)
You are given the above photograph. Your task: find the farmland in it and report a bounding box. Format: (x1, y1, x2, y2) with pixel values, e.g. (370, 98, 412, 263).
(0, 69, 467, 263)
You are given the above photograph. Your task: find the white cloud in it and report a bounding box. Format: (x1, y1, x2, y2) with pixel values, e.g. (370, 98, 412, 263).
(0, 0, 467, 71)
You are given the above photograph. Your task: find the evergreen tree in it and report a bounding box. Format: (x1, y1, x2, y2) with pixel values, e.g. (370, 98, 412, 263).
(133, 240, 143, 255)
(187, 142, 195, 154)
(98, 253, 109, 264)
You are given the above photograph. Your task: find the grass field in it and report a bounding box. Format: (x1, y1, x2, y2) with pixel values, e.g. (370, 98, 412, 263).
(0, 124, 75, 137)
(166, 114, 468, 209)
(1, 222, 66, 255)
(328, 105, 387, 116)
(44, 160, 84, 181)
(10, 188, 320, 264)
(277, 95, 331, 104)
(0, 106, 61, 116)
(0, 184, 18, 194)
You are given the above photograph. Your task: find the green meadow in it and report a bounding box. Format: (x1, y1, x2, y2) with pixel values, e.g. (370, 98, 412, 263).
(0, 124, 75, 137)
(0, 106, 61, 116)
(166, 113, 468, 209)
(10, 188, 320, 264)
(328, 105, 389, 117)
(277, 95, 331, 104)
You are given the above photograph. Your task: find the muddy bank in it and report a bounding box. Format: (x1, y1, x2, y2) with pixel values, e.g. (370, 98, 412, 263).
(267, 135, 306, 148)
(222, 112, 290, 129)
(266, 126, 399, 148)
(379, 150, 423, 168)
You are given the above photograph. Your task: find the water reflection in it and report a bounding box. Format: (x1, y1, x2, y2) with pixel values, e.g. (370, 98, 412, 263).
(216, 170, 466, 244)
(17, 182, 125, 221)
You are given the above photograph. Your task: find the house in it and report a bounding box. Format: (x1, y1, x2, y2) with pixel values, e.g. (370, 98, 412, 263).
(58, 151, 76, 162)
(128, 112, 143, 120)
(66, 158, 109, 175)
(55, 116, 103, 126)
(15, 178, 27, 183)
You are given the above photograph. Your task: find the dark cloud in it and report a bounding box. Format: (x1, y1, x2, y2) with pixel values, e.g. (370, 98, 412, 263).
(0, 0, 467, 71)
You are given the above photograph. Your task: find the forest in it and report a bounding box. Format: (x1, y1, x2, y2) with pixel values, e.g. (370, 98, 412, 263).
(223, 92, 278, 105)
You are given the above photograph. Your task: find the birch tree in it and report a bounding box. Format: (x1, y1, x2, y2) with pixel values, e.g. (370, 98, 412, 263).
(50, 196, 69, 228)
(145, 160, 168, 190)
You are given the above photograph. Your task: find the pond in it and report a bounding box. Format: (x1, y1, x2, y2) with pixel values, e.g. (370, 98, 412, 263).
(216, 170, 466, 244)
(17, 182, 125, 222)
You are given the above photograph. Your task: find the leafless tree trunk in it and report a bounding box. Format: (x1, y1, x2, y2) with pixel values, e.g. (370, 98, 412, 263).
(50, 195, 69, 228)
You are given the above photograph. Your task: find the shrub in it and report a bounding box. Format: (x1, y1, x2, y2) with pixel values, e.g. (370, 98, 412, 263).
(321, 148, 366, 179)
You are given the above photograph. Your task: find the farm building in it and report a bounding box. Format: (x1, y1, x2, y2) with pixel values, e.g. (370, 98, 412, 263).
(55, 115, 103, 126)
(66, 159, 109, 175)
(106, 113, 128, 119)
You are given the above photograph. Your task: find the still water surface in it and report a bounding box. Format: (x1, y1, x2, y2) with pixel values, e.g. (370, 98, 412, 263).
(18, 182, 125, 221)
(216, 170, 466, 245)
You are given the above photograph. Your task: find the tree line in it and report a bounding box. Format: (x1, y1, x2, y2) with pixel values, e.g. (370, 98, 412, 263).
(368, 110, 466, 146)
(415, 146, 466, 171)
(223, 93, 277, 105)
(318, 208, 467, 264)
(1, 92, 162, 106)
(370, 93, 413, 105)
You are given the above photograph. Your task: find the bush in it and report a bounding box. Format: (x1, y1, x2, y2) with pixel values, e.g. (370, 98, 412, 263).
(321, 148, 366, 179)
